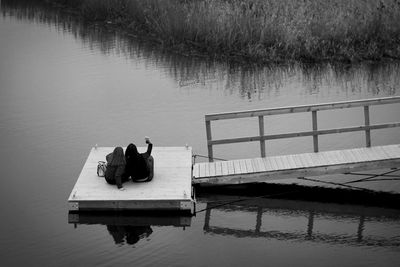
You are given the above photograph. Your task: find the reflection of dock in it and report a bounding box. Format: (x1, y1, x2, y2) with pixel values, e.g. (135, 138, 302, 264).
(68, 147, 194, 212)
(68, 211, 192, 246)
(194, 97, 400, 186)
(68, 212, 192, 227)
(202, 198, 400, 248)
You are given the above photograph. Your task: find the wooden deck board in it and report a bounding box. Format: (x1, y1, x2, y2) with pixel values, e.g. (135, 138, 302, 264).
(245, 159, 254, 173)
(69, 147, 194, 211)
(239, 160, 248, 174)
(292, 154, 305, 168)
(227, 161, 235, 175)
(233, 160, 242, 174)
(221, 161, 229, 176)
(192, 163, 200, 179)
(209, 162, 216, 177)
(215, 161, 223, 176)
(256, 158, 267, 172)
(384, 145, 400, 158)
(265, 157, 277, 171)
(193, 144, 400, 185)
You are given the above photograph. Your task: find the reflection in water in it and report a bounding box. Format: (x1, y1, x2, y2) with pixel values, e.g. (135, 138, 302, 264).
(68, 212, 191, 247)
(202, 197, 400, 249)
(1, 0, 399, 101)
(107, 225, 152, 246)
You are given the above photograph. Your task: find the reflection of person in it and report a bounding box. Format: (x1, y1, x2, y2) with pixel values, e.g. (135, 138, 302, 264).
(125, 137, 154, 182)
(106, 225, 153, 245)
(105, 147, 129, 190)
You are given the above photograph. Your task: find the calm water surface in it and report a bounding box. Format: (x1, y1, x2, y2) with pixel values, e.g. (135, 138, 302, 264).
(0, 2, 400, 266)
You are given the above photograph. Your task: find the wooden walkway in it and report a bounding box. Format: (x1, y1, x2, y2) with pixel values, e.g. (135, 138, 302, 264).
(193, 144, 400, 185)
(68, 147, 194, 212)
(194, 97, 400, 186)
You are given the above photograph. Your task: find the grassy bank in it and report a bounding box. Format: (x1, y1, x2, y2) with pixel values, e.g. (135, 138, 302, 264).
(47, 0, 400, 63)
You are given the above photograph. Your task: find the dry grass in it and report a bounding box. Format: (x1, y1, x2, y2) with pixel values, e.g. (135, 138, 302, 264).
(51, 0, 400, 62)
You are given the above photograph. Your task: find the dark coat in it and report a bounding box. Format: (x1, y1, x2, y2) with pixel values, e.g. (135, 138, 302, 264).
(125, 142, 152, 180)
(105, 152, 126, 189)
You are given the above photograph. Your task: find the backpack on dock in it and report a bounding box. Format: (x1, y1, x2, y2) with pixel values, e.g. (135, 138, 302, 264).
(97, 161, 107, 177)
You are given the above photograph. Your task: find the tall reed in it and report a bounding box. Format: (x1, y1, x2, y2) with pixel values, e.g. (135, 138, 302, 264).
(50, 0, 400, 62)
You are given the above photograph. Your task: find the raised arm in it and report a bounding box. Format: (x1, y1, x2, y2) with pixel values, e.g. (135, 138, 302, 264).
(144, 141, 153, 158)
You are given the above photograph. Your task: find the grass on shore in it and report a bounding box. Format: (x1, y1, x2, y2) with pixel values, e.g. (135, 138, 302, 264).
(49, 0, 400, 63)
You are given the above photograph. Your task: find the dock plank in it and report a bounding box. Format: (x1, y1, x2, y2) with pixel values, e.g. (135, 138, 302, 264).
(303, 153, 314, 167)
(193, 164, 200, 178)
(286, 155, 298, 169)
(204, 161, 210, 178)
(227, 161, 235, 175)
(383, 145, 400, 158)
(215, 161, 223, 176)
(233, 160, 242, 174)
(264, 157, 276, 171)
(209, 162, 216, 177)
(245, 159, 254, 173)
(239, 160, 248, 174)
(221, 161, 229, 176)
(340, 150, 355, 164)
(291, 154, 305, 168)
(353, 148, 370, 162)
(273, 156, 285, 170)
(370, 146, 390, 160)
(308, 152, 322, 167)
(256, 158, 267, 172)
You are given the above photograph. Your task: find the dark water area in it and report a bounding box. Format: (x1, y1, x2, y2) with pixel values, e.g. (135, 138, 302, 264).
(1, 1, 400, 266)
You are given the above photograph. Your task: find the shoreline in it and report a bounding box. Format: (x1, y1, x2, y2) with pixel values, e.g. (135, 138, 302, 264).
(40, 0, 400, 65)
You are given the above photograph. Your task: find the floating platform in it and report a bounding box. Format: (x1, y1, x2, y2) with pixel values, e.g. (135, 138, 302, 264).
(68, 147, 195, 213)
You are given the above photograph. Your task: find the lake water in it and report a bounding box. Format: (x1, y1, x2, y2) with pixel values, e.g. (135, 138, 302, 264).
(1, 1, 400, 266)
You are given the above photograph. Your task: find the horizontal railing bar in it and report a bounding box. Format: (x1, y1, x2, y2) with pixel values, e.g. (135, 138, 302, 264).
(209, 122, 400, 145)
(206, 96, 400, 121)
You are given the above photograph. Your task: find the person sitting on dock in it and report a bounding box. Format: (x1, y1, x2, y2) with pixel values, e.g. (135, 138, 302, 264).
(105, 146, 129, 190)
(124, 137, 154, 182)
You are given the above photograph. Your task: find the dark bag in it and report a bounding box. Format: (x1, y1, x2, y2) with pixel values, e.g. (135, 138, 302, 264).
(97, 161, 107, 177)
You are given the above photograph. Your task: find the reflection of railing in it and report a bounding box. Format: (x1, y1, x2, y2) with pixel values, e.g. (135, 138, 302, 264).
(205, 96, 400, 161)
(203, 203, 400, 247)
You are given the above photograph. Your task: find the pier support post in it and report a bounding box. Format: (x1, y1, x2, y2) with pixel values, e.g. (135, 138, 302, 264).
(259, 116, 266, 157)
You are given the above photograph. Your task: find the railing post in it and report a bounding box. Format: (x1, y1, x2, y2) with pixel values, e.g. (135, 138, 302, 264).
(205, 119, 214, 162)
(258, 116, 266, 157)
(364, 106, 371, 147)
(312, 111, 319, 152)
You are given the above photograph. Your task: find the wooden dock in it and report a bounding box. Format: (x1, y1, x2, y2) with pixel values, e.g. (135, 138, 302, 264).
(193, 145, 400, 185)
(68, 147, 194, 212)
(194, 96, 400, 186)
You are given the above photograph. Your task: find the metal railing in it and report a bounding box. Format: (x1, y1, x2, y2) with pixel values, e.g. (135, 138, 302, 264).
(205, 96, 400, 162)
